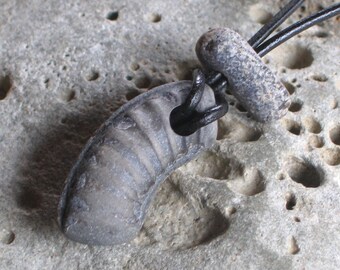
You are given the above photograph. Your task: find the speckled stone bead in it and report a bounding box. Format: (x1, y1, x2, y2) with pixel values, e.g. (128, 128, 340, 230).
(196, 28, 291, 122)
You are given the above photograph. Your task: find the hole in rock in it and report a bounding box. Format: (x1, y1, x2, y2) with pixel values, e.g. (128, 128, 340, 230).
(302, 117, 322, 134)
(270, 43, 314, 69)
(106, 11, 119, 21)
(44, 78, 50, 88)
(284, 156, 321, 187)
(287, 236, 300, 255)
(191, 208, 229, 246)
(288, 101, 302, 112)
(281, 119, 301, 135)
(0, 230, 15, 245)
(308, 135, 324, 148)
(183, 151, 233, 180)
(329, 125, 340, 145)
(227, 167, 266, 196)
(335, 79, 340, 92)
(276, 172, 285, 180)
(329, 99, 338, 110)
(285, 192, 297, 210)
(225, 206, 237, 216)
(140, 180, 229, 250)
(315, 31, 328, 38)
(310, 73, 328, 82)
(0, 75, 12, 100)
(130, 62, 140, 71)
(86, 70, 100, 81)
(149, 13, 162, 23)
(294, 217, 301, 222)
(320, 148, 340, 166)
(282, 81, 295, 95)
(60, 89, 76, 102)
(60, 117, 67, 124)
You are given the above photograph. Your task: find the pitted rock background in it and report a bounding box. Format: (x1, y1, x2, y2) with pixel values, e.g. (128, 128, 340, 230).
(0, 0, 339, 269)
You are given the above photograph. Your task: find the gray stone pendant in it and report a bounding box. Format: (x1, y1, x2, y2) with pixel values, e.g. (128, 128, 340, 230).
(58, 81, 218, 245)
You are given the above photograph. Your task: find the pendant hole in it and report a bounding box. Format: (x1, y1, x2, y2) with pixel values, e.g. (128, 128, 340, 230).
(285, 192, 296, 210)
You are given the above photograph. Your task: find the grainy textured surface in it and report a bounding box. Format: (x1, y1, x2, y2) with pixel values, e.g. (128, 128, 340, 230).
(196, 28, 291, 122)
(0, 0, 339, 269)
(59, 81, 217, 245)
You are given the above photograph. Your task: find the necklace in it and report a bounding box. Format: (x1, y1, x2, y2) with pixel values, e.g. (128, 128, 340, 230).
(58, 0, 340, 246)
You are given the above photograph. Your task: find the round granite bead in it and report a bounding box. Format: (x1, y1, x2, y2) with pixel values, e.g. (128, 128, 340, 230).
(196, 28, 290, 122)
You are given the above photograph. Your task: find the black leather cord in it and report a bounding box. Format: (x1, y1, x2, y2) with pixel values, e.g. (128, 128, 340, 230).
(256, 3, 340, 56)
(170, 1, 340, 136)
